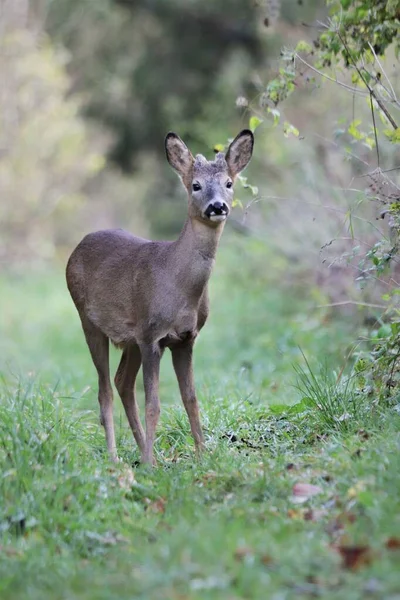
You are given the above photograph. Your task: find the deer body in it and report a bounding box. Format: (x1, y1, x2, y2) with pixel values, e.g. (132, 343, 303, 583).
(68, 224, 213, 348)
(66, 130, 253, 464)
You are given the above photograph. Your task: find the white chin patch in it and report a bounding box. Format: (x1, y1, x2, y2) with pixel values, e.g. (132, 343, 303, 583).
(209, 214, 227, 222)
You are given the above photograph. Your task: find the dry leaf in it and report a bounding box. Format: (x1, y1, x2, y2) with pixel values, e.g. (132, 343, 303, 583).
(146, 498, 166, 514)
(386, 537, 400, 550)
(290, 482, 323, 503)
(333, 544, 372, 570)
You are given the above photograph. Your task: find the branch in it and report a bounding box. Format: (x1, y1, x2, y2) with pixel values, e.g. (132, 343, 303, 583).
(370, 93, 380, 166)
(316, 300, 386, 309)
(295, 53, 368, 97)
(336, 30, 398, 129)
(367, 42, 398, 105)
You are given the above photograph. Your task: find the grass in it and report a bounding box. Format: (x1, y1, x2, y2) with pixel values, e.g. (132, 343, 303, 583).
(0, 235, 399, 599)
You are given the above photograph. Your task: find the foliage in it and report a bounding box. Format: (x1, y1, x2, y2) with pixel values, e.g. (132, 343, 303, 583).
(45, 0, 263, 170)
(294, 358, 366, 433)
(322, 0, 400, 63)
(354, 316, 400, 405)
(0, 29, 104, 264)
(1, 261, 400, 598)
(248, 0, 400, 405)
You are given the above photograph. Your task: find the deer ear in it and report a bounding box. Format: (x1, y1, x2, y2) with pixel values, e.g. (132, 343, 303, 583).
(225, 130, 254, 178)
(165, 133, 194, 180)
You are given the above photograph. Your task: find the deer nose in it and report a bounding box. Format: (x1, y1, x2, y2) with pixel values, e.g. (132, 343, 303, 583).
(211, 201, 228, 215)
(204, 200, 229, 221)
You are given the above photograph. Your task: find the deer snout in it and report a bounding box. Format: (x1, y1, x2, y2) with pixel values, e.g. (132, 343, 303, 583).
(204, 201, 229, 222)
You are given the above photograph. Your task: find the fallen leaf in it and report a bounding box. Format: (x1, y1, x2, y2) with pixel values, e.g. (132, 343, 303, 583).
(290, 482, 323, 503)
(145, 498, 166, 514)
(333, 544, 372, 570)
(386, 537, 400, 550)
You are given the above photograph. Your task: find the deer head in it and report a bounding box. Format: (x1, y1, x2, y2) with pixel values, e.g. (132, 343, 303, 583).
(165, 130, 254, 226)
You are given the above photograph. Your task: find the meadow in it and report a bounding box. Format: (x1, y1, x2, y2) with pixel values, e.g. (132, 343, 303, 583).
(1, 234, 399, 599)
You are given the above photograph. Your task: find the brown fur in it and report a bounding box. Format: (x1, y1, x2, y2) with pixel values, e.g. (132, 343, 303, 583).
(66, 130, 254, 464)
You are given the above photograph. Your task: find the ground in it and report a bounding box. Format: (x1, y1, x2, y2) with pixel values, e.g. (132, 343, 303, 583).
(0, 234, 399, 599)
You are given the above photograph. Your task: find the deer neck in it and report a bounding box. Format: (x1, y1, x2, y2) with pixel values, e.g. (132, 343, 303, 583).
(178, 216, 224, 259)
(172, 217, 224, 296)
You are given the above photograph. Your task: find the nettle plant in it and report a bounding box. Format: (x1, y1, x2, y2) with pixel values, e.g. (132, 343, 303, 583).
(236, 0, 400, 403)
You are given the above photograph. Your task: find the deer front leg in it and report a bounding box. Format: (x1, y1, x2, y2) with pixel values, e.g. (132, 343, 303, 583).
(114, 344, 146, 455)
(171, 341, 205, 456)
(140, 343, 162, 465)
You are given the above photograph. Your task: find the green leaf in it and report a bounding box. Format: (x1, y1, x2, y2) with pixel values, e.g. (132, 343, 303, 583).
(295, 40, 313, 53)
(232, 198, 243, 209)
(383, 128, 400, 143)
(248, 185, 259, 196)
(249, 116, 263, 132)
(283, 122, 299, 138)
(214, 143, 225, 152)
(364, 137, 375, 149)
(267, 107, 280, 126)
(348, 119, 364, 140)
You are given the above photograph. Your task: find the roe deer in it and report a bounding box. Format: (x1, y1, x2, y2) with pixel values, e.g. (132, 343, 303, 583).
(66, 130, 254, 464)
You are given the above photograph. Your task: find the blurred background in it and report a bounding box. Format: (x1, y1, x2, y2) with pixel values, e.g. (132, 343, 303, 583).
(1, 0, 398, 408)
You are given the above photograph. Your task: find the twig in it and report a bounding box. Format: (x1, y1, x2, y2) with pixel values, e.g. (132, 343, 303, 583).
(317, 300, 386, 309)
(295, 53, 369, 97)
(367, 42, 398, 104)
(370, 94, 380, 167)
(359, 165, 400, 178)
(336, 30, 398, 129)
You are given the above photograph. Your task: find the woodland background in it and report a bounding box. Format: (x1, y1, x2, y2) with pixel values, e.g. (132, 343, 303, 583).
(0, 1, 400, 598)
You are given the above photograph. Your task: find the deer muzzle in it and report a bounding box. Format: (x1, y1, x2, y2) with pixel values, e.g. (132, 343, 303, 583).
(204, 201, 229, 222)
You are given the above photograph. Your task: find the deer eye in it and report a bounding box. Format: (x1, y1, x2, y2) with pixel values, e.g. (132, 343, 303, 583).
(192, 182, 201, 192)
(226, 180, 233, 189)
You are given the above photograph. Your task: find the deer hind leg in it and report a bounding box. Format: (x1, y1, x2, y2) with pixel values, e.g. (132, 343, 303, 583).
(81, 317, 117, 462)
(171, 341, 205, 457)
(114, 344, 146, 455)
(139, 343, 163, 465)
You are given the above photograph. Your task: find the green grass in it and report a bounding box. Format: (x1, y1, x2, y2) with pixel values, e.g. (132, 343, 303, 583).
(1, 235, 399, 599)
